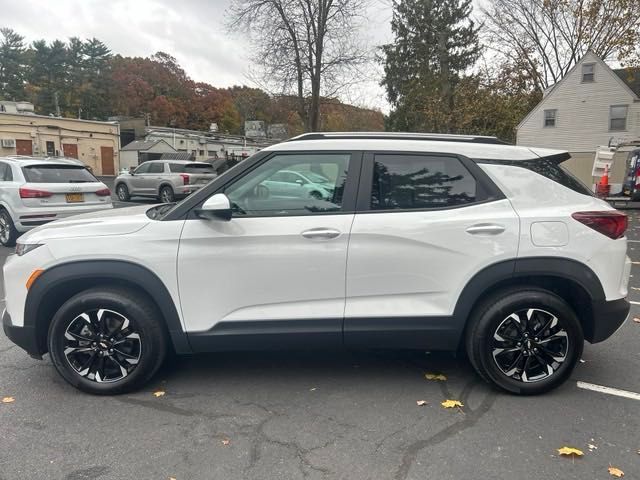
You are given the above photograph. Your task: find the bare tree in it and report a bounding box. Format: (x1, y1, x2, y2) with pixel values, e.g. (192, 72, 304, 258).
(482, 0, 640, 91)
(227, 0, 369, 132)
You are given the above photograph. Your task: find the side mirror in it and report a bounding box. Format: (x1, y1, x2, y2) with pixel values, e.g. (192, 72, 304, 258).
(195, 193, 232, 221)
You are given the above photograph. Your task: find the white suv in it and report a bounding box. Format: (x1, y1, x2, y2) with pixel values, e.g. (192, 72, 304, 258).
(2, 133, 630, 395)
(0, 156, 113, 247)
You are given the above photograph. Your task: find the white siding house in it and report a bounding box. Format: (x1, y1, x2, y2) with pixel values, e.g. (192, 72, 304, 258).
(517, 51, 640, 185)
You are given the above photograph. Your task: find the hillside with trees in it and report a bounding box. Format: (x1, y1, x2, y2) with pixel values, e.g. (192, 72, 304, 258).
(0, 28, 384, 136)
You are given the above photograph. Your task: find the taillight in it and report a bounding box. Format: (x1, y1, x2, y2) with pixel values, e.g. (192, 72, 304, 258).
(19, 187, 52, 198)
(180, 174, 190, 185)
(95, 188, 111, 196)
(572, 211, 627, 239)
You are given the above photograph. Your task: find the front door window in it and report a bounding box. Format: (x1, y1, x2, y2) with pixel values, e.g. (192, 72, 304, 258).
(224, 153, 350, 216)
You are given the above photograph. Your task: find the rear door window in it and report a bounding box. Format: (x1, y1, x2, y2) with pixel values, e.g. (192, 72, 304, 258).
(22, 165, 97, 183)
(370, 154, 478, 210)
(184, 163, 214, 174)
(148, 163, 165, 174)
(0, 162, 12, 181)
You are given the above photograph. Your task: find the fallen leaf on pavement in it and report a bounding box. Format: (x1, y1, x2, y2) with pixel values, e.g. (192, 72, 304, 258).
(221, 439, 230, 446)
(416, 400, 428, 406)
(608, 466, 624, 477)
(631, 287, 640, 291)
(425, 373, 447, 381)
(441, 399, 463, 408)
(2, 396, 15, 404)
(153, 390, 166, 397)
(169, 477, 176, 480)
(633, 317, 640, 324)
(587, 443, 597, 450)
(557, 446, 584, 457)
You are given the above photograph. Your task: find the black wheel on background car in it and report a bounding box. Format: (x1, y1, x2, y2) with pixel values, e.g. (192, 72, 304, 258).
(309, 190, 323, 200)
(116, 183, 130, 201)
(465, 287, 583, 395)
(48, 287, 167, 395)
(159, 185, 175, 203)
(0, 209, 18, 247)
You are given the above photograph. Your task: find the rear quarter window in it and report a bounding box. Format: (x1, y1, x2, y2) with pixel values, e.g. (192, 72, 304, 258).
(22, 165, 97, 183)
(479, 158, 593, 197)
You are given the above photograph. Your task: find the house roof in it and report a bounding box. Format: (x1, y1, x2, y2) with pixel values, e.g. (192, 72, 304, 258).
(614, 68, 640, 97)
(121, 139, 175, 151)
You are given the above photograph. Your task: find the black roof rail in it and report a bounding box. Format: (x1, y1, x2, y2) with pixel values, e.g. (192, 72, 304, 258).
(287, 132, 510, 145)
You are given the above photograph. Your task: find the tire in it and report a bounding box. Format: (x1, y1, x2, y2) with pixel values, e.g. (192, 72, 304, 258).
(159, 185, 175, 203)
(116, 183, 130, 202)
(465, 287, 583, 395)
(48, 286, 168, 395)
(0, 208, 18, 247)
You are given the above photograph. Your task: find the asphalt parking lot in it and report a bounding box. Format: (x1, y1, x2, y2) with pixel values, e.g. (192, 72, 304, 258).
(1, 206, 639, 480)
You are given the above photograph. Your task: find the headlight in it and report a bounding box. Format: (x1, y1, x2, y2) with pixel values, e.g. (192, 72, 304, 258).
(15, 243, 43, 256)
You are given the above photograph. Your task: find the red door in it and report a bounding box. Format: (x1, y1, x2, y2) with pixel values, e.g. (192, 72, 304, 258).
(16, 139, 33, 156)
(100, 146, 115, 175)
(62, 143, 78, 159)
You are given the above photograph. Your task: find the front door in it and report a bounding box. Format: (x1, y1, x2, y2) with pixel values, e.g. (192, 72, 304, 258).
(344, 152, 519, 349)
(63, 143, 78, 159)
(177, 151, 359, 351)
(100, 146, 115, 175)
(15, 139, 32, 155)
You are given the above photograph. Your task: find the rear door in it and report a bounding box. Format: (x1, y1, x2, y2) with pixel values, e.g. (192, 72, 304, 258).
(344, 152, 519, 349)
(20, 164, 110, 209)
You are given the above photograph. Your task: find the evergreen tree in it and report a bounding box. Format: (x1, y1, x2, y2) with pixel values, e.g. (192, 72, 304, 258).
(0, 28, 27, 100)
(381, 0, 480, 132)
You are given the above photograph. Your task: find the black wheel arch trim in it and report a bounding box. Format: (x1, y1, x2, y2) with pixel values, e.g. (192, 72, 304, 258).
(455, 256, 607, 343)
(25, 260, 191, 355)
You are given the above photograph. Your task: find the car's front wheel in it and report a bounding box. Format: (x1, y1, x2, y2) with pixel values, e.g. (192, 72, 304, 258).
(116, 183, 130, 201)
(0, 209, 18, 247)
(466, 287, 583, 395)
(48, 287, 167, 395)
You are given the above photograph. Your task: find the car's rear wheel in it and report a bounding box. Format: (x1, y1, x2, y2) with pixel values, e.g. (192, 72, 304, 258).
(116, 183, 130, 201)
(466, 287, 583, 395)
(159, 186, 175, 203)
(48, 287, 167, 395)
(0, 209, 18, 247)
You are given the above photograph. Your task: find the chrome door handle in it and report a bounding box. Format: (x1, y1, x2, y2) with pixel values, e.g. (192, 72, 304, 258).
(465, 224, 506, 235)
(301, 228, 341, 239)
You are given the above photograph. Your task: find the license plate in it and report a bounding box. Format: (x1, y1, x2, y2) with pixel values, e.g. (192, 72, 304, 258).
(65, 193, 84, 203)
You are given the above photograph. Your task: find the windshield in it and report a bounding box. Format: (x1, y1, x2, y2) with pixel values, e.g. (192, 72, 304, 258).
(22, 165, 98, 183)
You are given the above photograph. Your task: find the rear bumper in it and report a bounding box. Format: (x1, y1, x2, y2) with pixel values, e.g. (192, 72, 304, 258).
(587, 298, 630, 343)
(2, 309, 41, 359)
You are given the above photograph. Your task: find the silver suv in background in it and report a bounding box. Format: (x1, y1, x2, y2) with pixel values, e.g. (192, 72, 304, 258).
(114, 160, 216, 203)
(0, 156, 113, 247)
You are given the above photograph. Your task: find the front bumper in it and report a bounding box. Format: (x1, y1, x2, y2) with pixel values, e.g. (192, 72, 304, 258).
(587, 298, 630, 343)
(2, 309, 41, 359)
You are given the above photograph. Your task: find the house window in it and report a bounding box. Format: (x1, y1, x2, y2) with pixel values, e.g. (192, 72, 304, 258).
(582, 63, 595, 82)
(544, 109, 557, 127)
(610, 105, 628, 131)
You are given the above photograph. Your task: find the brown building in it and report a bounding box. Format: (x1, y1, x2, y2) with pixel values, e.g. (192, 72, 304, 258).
(0, 112, 121, 175)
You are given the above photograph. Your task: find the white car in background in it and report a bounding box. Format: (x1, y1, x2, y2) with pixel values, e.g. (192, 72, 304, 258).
(0, 156, 113, 247)
(261, 169, 335, 200)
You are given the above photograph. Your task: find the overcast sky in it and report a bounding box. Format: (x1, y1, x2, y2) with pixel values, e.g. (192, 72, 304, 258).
(2, 0, 395, 111)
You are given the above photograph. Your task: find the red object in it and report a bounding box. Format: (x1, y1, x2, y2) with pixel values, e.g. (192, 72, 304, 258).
(180, 174, 190, 185)
(599, 164, 609, 185)
(572, 211, 627, 239)
(94, 188, 111, 196)
(19, 187, 52, 198)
